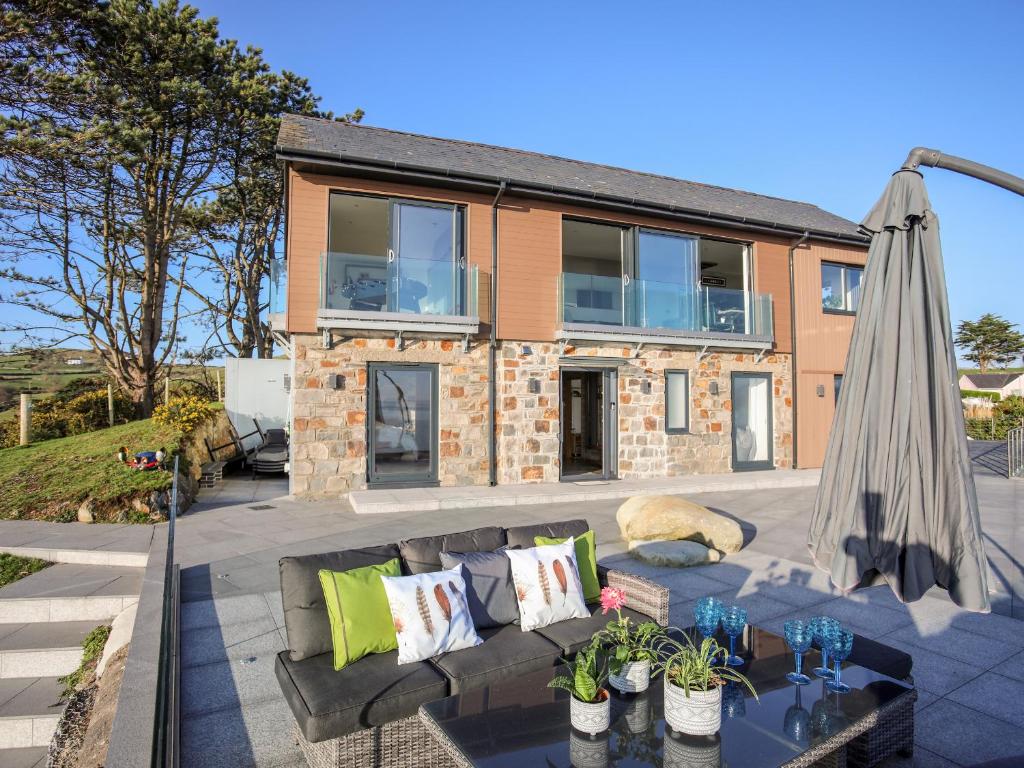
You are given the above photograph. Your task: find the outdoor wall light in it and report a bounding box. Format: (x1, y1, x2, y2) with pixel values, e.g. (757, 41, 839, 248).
(816, 384, 825, 397)
(528, 378, 541, 394)
(521, 345, 533, 356)
(641, 380, 652, 395)
(709, 381, 719, 396)
(327, 374, 345, 390)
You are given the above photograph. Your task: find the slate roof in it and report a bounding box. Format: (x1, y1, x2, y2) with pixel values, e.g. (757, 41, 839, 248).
(277, 115, 866, 243)
(962, 373, 1022, 389)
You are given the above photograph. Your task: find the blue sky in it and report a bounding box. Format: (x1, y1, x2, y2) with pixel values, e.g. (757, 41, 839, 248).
(205, 0, 1023, 354)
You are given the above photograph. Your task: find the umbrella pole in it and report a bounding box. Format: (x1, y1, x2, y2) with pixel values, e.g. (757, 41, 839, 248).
(902, 147, 1024, 197)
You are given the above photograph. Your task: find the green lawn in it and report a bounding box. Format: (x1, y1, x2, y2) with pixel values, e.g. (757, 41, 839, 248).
(0, 418, 183, 522)
(0, 553, 51, 588)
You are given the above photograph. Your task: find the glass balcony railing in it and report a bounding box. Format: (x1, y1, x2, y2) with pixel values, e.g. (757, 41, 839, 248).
(321, 252, 478, 318)
(559, 272, 772, 337)
(268, 259, 287, 315)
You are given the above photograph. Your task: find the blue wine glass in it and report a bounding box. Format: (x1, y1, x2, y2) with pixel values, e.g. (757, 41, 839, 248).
(783, 686, 810, 745)
(722, 681, 746, 719)
(693, 596, 724, 643)
(783, 619, 813, 685)
(826, 629, 854, 694)
(720, 606, 747, 667)
(811, 617, 840, 679)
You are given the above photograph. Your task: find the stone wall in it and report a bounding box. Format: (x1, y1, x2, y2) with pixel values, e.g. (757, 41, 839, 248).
(290, 334, 489, 497)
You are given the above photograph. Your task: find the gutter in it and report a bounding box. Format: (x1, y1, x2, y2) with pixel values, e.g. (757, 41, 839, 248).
(275, 149, 870, 247)
(488, 181, 507, 486)
(787, 231, 809, 469)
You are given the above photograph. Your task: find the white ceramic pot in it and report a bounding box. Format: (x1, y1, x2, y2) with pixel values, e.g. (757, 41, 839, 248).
(662, 731, 722, 768)
(623, 692, 652, 734)
(663, 681, 722, 736)
(568, 730, 610, 768)
(570, 690, 611, 735)
(608, 659, 651, 694)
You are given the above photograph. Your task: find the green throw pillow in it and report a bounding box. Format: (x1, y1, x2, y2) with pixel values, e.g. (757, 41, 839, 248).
(535, 530, 600, 602)
(319, 558, 401, 671)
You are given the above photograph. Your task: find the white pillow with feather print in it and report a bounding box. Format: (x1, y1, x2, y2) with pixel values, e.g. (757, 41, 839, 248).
(381, 564, 482, 664)
(505, 538, 589, 631)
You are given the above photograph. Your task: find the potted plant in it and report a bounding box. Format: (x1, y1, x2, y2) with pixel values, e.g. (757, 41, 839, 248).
(548, 639, 611, 735)
(653, 632, 757, 736)
(593, 586, 665, 694)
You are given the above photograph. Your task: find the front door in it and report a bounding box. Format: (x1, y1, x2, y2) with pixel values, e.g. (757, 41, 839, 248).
(731, 372, 773, 471)
(560, 368, 617, 480)
(367, 364, 438, 486)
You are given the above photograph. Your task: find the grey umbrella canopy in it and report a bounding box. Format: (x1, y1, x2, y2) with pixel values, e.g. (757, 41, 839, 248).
(807, 168, 990, 612)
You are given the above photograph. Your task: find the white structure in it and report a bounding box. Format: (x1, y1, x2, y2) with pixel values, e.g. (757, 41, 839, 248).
(959, 372, 1024, 398)
(65, 358, 84, 366)
(224, 358, 290, 451)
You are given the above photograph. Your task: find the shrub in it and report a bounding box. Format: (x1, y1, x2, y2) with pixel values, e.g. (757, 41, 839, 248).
(961, 389, 1001, 402)
(0, 383, 132, 448)
(152, 395, 214, 434)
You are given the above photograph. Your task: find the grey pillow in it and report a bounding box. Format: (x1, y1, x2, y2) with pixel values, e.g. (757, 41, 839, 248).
(439, 550, 519, 629)
(279, 544, 400, 661)
(399, 526, 506, 574)
(504, 519, 589, 550)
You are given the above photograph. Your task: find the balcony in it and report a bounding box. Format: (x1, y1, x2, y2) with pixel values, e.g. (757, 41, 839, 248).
(317, 252, 480, 340)
(557, 272, 773, 350)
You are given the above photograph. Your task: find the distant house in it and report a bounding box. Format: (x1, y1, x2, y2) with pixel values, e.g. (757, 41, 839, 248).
(64, 358, 84, 366)
(959, 372, 1024, 398)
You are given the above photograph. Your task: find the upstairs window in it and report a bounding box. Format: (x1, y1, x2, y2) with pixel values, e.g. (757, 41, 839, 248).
(821, 262, 863, 314)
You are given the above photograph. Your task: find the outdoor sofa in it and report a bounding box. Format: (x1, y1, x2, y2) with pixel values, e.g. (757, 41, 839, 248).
(275, 518, 915, 768)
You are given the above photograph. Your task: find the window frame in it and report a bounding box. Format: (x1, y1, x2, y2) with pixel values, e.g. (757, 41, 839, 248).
(664, 369, 690, 434)
(821, 261, 863, 315)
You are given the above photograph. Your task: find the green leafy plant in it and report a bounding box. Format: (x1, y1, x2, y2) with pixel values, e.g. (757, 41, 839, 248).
(652, 631, 757, 699)
(548, 639, 609, 703)
(58, 624, 111, 698)
(592, 587, 666, 675)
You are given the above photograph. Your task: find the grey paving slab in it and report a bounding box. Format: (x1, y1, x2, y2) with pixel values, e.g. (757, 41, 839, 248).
(181, 697, 301, 768)
(181, 594, 274, 632)
(0, 746, 48, 768)
(0, 564, 142, 599)
(1000, 649, 1024, 684)
(181, 617, 282, 669)
(180, 651, 279, 718)
(885, 621, 1020, 667)
(0, 621, 99, 652)
(916, 698, 1024, 765)
(808, 596, 913, 636)
(873, 636, 986, 697)
(0, 678, 64, 717)
(946, 671, 1024, 729)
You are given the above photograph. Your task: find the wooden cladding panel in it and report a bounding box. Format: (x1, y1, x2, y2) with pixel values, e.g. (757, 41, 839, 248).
(496, 198, 561, 340)
(797, 371, 837, 468)
(753, 241, 792, 354)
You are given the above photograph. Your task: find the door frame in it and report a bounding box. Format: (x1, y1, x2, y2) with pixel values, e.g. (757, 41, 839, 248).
(366, 362, 439, 488)
(558, 366, 618, 481)
(730, 371, 774, 472)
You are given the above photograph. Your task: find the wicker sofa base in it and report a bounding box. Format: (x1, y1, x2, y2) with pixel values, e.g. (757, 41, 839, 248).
(295, 717, 457, 768)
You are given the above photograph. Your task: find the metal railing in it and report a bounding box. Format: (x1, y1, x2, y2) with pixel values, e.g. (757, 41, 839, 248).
(153, 457, 180, 767)
(1009, 425, 1024, 478)
(559, 272, 773, 338)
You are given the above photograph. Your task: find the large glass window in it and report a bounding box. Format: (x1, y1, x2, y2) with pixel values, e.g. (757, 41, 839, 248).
(368, 364, 437, 485)
(325, 193, 465, 315)
(665, 370, 689, 433)
(561, 219, 627, 325)
(633, 231, 699, 330)
(821, 262, 863, 313)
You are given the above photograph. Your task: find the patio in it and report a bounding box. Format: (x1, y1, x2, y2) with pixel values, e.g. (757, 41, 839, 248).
(174, 463, 1023, 768)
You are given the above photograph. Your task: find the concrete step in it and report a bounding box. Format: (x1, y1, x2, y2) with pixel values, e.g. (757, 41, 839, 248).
(0, 545, 147, 568)
(0, 520, 152, 569)
(0, 622, 99, 679)
(0, 678, 65, 749)
(0, 746, 47, 767)
(0, 564, 142, 624)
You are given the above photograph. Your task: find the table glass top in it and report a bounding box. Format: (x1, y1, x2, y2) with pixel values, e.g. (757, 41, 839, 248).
(420, 626, 913, 768)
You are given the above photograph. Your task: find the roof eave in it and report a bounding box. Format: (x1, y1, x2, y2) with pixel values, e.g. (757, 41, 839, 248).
(275, 145, 870, 246)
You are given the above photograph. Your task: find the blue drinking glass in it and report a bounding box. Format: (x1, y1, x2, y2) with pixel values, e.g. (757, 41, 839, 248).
(811, 617, 840, 679)
(693, 596, 724, 643)
(783, 619, 813, 685)
(783, 686, 810, 745)
(722, 681, 746, 719)
(720, 606, 747, 667)
(825, 629, 854, 694)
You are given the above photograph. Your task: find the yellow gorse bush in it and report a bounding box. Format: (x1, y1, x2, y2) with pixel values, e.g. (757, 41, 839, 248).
(152, 395, 214, 434)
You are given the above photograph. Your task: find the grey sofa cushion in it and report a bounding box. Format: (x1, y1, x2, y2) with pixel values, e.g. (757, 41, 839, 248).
(849, 633, 913, 680)
(504, 519, 589, 550)
(399, 526, 506, 574)
(439, 550, 519, 629)
(535, 602, 649, 655)
(275, 650, 448, 743)
(279, 544, 400, 661)
(430, 624, 562, 694)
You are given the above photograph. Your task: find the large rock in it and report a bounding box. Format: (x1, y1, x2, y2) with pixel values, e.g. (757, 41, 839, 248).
(628, 539, 721, 567)
(616, 495, 744, 554)
(77, 499, 94, 524)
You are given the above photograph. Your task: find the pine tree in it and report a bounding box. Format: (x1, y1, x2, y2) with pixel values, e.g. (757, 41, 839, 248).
(955, 314, 1024, 373)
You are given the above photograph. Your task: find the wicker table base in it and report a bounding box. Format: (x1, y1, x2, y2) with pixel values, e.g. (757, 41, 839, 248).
(295, 717, 457, 768)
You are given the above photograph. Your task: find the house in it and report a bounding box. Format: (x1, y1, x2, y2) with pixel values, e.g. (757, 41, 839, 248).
(65, 357, 84, 366)
(959, 372, 1024, 399)
(274, 116, 868, 497)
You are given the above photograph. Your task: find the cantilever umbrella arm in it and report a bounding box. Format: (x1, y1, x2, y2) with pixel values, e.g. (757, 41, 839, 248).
(902, 147, 1024, 197)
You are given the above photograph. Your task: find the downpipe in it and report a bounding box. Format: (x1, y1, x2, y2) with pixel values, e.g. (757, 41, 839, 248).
(488, 181, 507, 486)
(788, 231, 809, 469)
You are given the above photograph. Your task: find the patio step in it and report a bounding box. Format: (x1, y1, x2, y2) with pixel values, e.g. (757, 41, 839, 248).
(0, 677, 66, 749)
(0, 545, 147, 568)
(0, 622, 99, 679)
(0, 746, 47, 767)
(0, 564, 142, 623)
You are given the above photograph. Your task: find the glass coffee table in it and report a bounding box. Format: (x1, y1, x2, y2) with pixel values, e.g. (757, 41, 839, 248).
(419, 626, 915, 768)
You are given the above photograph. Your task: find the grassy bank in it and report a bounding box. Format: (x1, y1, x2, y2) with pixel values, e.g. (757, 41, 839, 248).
(0, 553, 51, 588)
(0, 418, 183, 521)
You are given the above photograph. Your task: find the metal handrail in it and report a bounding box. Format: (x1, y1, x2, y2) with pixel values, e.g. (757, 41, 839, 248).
(1009, 425, 1024, 479)
(152, 457, 180, 767)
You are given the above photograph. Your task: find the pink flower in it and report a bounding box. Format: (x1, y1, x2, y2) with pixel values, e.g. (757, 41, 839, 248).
(600, 586, 626, 615)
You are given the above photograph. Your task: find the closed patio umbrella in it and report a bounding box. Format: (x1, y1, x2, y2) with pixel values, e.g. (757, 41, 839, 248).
(808, 149, 1024, 612)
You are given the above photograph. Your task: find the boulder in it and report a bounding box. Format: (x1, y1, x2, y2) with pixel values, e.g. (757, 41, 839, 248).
(616, 495, 744, 554)
(628, 539, 721, 567)
(77, 499, 94, 524)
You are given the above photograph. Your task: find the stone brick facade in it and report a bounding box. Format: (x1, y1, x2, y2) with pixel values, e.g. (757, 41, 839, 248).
(289, 333, 793, 498)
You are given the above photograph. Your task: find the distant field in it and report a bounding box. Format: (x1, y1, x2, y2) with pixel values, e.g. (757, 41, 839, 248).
(959, 367, 1024, 375)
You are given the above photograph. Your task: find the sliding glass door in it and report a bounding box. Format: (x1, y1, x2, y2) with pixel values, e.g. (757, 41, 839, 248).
(731, 372, 773, 471)
(390, 201, 464, 315)
(368, 364, 437, 486)
(630, 230, 699, 330)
